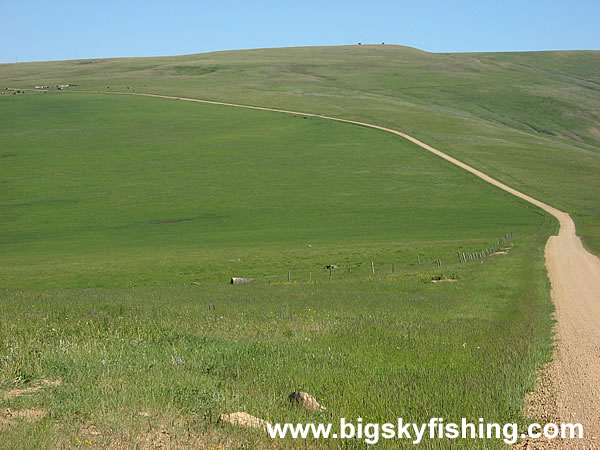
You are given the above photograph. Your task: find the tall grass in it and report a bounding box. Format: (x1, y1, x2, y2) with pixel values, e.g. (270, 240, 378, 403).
(0, 220, 555, 447)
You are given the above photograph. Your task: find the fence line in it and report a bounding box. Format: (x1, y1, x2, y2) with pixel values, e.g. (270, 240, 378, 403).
(228, 232, 517, 285)
(457, 232, 515, 264)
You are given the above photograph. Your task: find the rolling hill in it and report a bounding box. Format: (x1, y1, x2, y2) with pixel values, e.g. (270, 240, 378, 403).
(3, 44, 599, 252)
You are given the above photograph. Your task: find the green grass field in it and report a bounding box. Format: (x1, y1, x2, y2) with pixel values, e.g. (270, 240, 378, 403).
(0, 234, 551, 448)
(1, 93, 546, 289)
(0, 45, 588, 447)
(0, 240, 554, 448)
(3, 45, 598, 252)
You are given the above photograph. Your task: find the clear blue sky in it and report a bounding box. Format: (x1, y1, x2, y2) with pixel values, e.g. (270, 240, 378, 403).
(2, 0, 599, 63)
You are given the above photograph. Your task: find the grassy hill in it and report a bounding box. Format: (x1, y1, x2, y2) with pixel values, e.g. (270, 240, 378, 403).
(2, 44, 599, 252)
(0, 45, 588, 446)
(1, 93, 544, 288)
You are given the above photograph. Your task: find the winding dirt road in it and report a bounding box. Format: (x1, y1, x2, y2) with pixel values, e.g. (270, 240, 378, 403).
(112, 92, 600, 446)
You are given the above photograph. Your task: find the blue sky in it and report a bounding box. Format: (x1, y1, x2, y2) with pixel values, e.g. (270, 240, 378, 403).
(1, 0, 599, 63)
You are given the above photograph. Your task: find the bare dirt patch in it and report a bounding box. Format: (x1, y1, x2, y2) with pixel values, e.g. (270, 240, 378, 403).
(94, 426, 246, 449)
(151, 219, 192, 224)
(0, 408, 47, 428)
(81, 422, 102, 436)
(218, 411, 269, 431)
(3, 385, 44, 400)
(3, 379, 61, 400)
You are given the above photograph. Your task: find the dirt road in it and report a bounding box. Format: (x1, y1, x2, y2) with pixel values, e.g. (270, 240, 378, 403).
(111, 92, 600, 446)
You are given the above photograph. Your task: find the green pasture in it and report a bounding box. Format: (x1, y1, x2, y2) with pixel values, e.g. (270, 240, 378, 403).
(1, 93, 545, 289)
(0, 222, 554, 448)
(0, 46, 577, 447)
(2, 44, 598, 252)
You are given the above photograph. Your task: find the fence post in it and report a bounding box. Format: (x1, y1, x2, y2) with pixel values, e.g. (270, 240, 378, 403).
(371, 262, 375, 274)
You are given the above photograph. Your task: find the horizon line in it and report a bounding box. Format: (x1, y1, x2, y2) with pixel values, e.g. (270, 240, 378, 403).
(2, 43, 599, 65)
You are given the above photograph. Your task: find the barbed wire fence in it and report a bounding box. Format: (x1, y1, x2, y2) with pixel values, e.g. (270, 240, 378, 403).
(231, 232, 517, 285)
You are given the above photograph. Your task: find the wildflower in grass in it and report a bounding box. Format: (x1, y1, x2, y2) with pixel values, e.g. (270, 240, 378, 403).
(171, 349, 185, 366)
